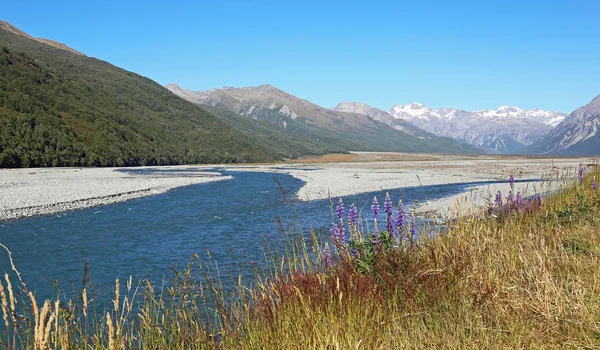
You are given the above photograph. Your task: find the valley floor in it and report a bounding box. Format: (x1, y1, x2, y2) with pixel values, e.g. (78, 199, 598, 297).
(0, 152, 596, 221)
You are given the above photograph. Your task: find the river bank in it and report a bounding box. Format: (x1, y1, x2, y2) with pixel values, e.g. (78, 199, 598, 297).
(0, 167, 231, 221)
(0, 153, 596, 221)
(223, 153, 597, 213)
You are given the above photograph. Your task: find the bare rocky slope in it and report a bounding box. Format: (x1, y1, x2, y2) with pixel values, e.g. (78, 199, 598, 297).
(526, 94, 600, 156)
(166, 84, 480, 154)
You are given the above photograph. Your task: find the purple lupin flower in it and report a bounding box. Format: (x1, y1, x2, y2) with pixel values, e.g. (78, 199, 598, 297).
(347, 203, 358, 240)
(507, 191, 514, 205)
(523, 198, 531, 213)
(384, 192, 394, 236)
(578, 164, 584, 183)
(592, 178, 599, 191)
(371, 196, 380, 220)
(330, 223, 345, 246)
(335, 198, 344, 220)
(495, 191, 503, 208)
(395, 202, 405, 238)
(371, 196, 380, 234)
(348, 203, 358, 227)
(515, 192, 523, 209)
(322, 243, 333, 268)
(371, 233, 381, 249)
(509, 174, 515, 192)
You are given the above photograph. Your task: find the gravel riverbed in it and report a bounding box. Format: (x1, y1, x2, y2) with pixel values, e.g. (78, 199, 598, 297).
(0, 166, 231, 221)
(1, 154, 597, 221)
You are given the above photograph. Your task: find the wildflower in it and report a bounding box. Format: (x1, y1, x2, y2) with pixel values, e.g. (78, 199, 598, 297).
(578, 164, 584, 183)
(330, 223, 345, 246)
(592, 178, 598, 191)
(335, 198, 344, 220)
(509, 174, 515, 191)
(322, 243, 333, 268)
(384, 193, 393, 215)
(523, 198, 531, 213)
(371, 196, 380, 234)
(507, 191, 514, 205)
(347, 203, 358, 227)
(371, 196, 380, 220)
(384, 193, 394, 235)
(495, 191, 503, 208)
(395, 202, 405, 238)
(515, 192, 523, 209)
(371, 233, 381, 249)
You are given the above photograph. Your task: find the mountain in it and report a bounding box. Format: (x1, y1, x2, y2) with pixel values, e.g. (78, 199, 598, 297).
(331, 101, 424, 135)
(526, 95, 600, 156)
(167, 84, 479, 154)
(389, 103, 566, 154)
(0, 21, 334, 167)
(0, 20, 84, 56)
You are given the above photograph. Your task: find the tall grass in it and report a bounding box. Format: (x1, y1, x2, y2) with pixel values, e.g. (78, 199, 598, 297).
(1, 164, 600, 348)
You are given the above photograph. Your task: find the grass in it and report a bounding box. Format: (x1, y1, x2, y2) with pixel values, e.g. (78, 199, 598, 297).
(1, 165, 599, 349)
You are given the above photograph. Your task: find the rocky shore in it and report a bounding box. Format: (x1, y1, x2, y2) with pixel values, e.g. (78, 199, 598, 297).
(0, 167, 231, 221)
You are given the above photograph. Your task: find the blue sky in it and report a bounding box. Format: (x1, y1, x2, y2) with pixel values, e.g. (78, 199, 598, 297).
(3, 0, 599, 112)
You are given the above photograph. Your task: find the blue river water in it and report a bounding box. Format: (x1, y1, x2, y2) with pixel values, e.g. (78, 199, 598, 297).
(0, 169, 511, 302)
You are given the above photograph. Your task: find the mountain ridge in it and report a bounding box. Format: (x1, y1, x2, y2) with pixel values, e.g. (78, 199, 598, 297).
(166, 83, 480, 155)
(385, 102, 566, 154)
(0, 20, 84, 56)
(525, 94, 600, 156)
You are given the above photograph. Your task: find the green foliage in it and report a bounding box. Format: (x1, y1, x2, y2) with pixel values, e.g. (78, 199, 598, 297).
(0, 29, 339, 167)
(346, 230, 396, 275)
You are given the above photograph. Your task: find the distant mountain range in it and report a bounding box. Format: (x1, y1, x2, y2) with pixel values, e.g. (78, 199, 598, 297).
(167, 83, 600, 156)
(333, 102, 568, 154)
(166, 84, 479, 154)
(526, 94, 600, 156)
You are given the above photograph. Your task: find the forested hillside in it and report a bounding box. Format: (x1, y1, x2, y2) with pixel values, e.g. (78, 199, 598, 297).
(0, 26, 335, 167)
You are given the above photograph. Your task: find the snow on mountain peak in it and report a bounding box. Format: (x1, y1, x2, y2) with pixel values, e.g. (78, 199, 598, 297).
(387, 101, 568, 154)
(390, 103, 440, 120)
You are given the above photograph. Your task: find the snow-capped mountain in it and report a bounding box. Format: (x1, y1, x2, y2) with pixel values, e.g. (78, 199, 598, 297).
(388, 103, 566, 154)
(474, 106, 566, 127)
(331, 102, 424, 135)
(526, 94, 600, 156)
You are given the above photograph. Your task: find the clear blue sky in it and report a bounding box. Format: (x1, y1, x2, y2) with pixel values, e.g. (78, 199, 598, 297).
(3, 0, 599, 113)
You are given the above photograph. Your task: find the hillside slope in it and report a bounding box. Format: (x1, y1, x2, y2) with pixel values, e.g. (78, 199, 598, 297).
(526, 94, 600, 156)
(0, 23, 324, 167)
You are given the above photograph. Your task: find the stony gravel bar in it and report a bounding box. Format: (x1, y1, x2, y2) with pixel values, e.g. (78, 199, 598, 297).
(0, 166, 232, 221)
(221, 153, 599, 216)
(1, 154, 597, 222)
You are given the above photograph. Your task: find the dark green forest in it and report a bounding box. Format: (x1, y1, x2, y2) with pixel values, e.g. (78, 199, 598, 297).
(0, 28, 341, 167)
